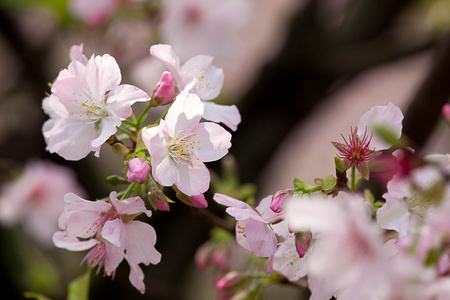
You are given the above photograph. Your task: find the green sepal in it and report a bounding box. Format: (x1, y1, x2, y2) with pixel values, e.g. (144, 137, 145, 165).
(293, 178, 313, 192)
(135, 128, 150, 153)
(67, 269, 90, 300)
(105, 175, 129, 185)
(334, 156, 346, 173)
(111, 143, 130, 157)
(319, 176, 337, 191)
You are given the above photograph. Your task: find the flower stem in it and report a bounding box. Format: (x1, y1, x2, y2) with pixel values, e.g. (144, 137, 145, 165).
(136, 102, 153, 129)
(117, 126, 131, 136)
(351, 165, 356, 191)
(120, 183, 136, 200)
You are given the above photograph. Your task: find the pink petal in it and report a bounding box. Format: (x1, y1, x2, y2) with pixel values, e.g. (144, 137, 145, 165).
(245, 220, 277, 257)
(165, 91, 203, 135)
(174, 161, 210, 196)
(52, 231, 98, 251)
(102, 219, 125, 247)
(149, 44, 182, 84)
(107, 84, 150, 119)
(84, 54, 121, 98)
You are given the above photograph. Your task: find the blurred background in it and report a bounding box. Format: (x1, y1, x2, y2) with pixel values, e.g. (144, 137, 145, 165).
(0, 0, 450, 299)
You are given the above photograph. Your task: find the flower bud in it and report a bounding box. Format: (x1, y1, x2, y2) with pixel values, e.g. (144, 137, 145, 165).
(270, 189, 292, 213)
(126, 158, 149, 183)
(147, 189, 170, 212)
(216, 271, 245, 291)
(295, 231, 311, 258)
(151, 71, 176, 106)
(195, 241, 213, 269)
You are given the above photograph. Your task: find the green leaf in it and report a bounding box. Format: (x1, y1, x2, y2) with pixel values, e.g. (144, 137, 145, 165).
(67, 270, 90, 300)
(293, 178, 313, 191)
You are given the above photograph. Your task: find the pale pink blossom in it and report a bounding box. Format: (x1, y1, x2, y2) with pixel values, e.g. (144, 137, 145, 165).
(69, 0, 125, 26)
(53, 192, 161, 293)
(150, 44, 241, 131)
(213, 193, 282, 258)
(159, 0, 252, 61)
(286, 192, 391, 299)
(271, 220, 311, 282)
(126, 157, 150, 183)
(43, 45, 149, 160)
(377, 165, 444, 237)
(142, 91, 231, 196)
(357, 102, 404, 150)
(0, 160, 85, 247)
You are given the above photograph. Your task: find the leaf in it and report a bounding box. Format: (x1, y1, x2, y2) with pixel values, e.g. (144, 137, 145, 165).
(67, 269, 90, 300)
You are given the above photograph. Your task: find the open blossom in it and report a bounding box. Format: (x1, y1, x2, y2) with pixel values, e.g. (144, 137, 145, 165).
(377, 163, 446, 237)
(142, 91, 231, 196)
(0, 160, 85, 247)
(150, 44, 241, 131)
(53, 192, 161, 294)
(286, 192, 392, 299)
(213, 193, 282, 258)
(42, 44, 149, 160)
(331, 102, 403, 179)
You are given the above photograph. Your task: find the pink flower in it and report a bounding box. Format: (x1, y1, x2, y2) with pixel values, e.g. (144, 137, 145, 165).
(69, 0, 119, 26)
(286, 192, 391, 299)
(126, 157, 150, 183)
(152, 71, 176, 106)
(0, 160, 85, 247)
(53, 192, 161, 293)
(42, 45, 149, 160)
(213, 193, 282, 258)
(150, 44, 241, 131)
(331, 102, 403, 179)
(142, 91, 231, 196)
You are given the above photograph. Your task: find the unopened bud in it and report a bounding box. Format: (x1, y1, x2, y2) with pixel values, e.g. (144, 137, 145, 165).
(147, 188, 170, 212)
(295, 231, 311, 258)
(126, 157, 150, 183)
(443, 104, 450, 123)
(151, 71, 176, 106)
(270, 189, 292, 213)
(216, 271, 245, 291)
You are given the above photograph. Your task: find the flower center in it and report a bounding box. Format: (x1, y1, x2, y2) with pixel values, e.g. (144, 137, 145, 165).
(336, 127, 375, 167)
(69, 88, 108, 123)
(167, 130, 201, 166)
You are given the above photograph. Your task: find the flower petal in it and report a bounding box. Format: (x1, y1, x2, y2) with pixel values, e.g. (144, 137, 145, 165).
(84, 54, 121, 97)
(52, 231, 98, 251)
(174, 162, 210, 196)
(165, 91, 204, 135)
(195, 122, 231, 162)
(106, 84, 149, 119)
(202, 102, 241, 131)
(245, 220, 277, 257)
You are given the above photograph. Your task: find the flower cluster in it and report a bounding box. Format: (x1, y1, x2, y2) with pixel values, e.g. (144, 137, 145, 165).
(38, 43, 238, 293)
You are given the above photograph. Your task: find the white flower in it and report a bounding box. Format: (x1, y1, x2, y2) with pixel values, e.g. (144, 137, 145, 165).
(142, 91, 231, 196)
(43, 45, 149, 160)
(150, 44, 241, 131)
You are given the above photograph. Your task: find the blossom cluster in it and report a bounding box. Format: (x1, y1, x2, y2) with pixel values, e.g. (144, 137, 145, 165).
(208, 103, 450, 299)
(35, 43, 239, 293)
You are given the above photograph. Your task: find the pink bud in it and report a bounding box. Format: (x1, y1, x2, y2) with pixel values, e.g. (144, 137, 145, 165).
(126, 158, 149, 183)
(295, 231, 311, 258)
(195, 241, 213, 269)
(212, 250, 229, 269)
(442, 104, 450, 123)
(215, 271, 245, 290)
(189, 193, 208, 208)
(152, 71, 176, 106)
(270, 189, 292, 213)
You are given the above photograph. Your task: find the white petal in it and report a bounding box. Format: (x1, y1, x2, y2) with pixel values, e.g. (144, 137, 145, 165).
(102, 219, 125, 247)
(84, 54, 121, 98)
(165, 91, 203, 135)
(358, 102, 403, 150)
(52, 231, 98, 251)
(149, 44, 182, 84)
(90, 116, 121, 149)
(195, 122, 231, 162)
(175, 162, 210, 196)
(202, 102, 241, 131)
(106, 84, 149, 119)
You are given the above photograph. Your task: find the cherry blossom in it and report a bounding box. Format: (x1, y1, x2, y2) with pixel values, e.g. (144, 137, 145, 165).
(150, 44, 241, 131)
(126, 157, 150, 183)
(42, 45, 149, 160)
(0, 160, 85, 247)
(142, 91, 231, 196)
(53, 191, 161, 293)
(213, 193, 282, 258)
